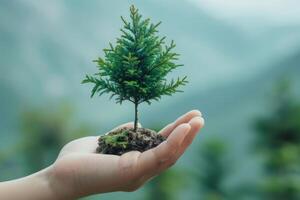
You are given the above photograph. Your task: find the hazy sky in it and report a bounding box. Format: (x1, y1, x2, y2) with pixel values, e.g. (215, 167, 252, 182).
(1, 0, 300, 128)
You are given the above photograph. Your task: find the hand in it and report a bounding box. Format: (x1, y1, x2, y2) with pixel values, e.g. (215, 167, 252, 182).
(49, 110, 204, 199)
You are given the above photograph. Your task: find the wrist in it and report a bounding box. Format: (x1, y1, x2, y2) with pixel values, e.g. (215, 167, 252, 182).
(28, 166, 64, 200)
(37, 166, 63, 200)
(46, 164, 77, 200)
(0, 166, 62, 200)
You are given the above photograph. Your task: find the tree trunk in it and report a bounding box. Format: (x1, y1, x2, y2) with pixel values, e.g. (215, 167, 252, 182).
(134, 102, 138, 132)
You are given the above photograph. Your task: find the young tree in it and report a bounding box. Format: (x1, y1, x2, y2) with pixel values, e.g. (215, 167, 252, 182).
(82, 5, 187, 132)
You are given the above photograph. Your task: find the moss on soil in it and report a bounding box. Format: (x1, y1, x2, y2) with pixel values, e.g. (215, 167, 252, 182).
(96, 127, 165, 155)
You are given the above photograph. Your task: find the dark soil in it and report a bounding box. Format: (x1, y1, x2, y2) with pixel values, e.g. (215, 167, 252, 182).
(96, 127, 165, 155)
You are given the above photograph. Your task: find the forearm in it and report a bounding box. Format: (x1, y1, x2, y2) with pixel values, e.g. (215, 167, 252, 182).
(0, 166, 58, 200)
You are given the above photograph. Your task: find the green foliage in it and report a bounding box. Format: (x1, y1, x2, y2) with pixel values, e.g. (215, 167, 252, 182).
(146, 169, 185, 200)
(20, 108, 67, 173)
(82, 5, 187, 127)
(254, 81, 300, 200)
(197, 139, 229, 200)
(101, 130, 129, 149)
(1, 104, 93, 175)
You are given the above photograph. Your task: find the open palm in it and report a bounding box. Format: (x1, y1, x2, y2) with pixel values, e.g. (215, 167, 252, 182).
(49, 110, 204, 199)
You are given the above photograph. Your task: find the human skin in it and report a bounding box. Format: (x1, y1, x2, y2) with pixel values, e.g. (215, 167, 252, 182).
(0, 110, 204, 200)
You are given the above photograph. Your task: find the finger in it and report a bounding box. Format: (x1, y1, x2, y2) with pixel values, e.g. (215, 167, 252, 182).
(148, 117, 204, 177)
(106, 122, 142, 135)
(177, 116, 204, 157)
(136, 123, 191, 179)
(159, 109, 201, 138)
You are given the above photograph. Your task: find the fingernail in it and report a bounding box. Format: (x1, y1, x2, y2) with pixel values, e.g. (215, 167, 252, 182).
(191, 109, 202, 116)
(200, 117, 205, 126)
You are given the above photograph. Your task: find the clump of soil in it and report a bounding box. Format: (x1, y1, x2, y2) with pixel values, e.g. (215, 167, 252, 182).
(96, 127, 165, 155)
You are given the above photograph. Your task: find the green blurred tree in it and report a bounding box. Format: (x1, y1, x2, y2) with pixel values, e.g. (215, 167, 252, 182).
(145, 169, 185, 200)
(254, 80, 300, 200)
(197, 139, 229, 200)
(82, 5, 187, 131)
(19, 104, 93, 174)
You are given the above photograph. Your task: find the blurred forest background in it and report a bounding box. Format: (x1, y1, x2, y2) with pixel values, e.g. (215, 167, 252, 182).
(1, 0, 300, 200)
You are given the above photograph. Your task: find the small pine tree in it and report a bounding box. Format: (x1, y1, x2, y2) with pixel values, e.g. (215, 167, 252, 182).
(82, 5, 187, 132)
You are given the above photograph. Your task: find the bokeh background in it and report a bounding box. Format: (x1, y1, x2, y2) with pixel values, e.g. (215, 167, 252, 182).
(1, 0, 300, 199)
